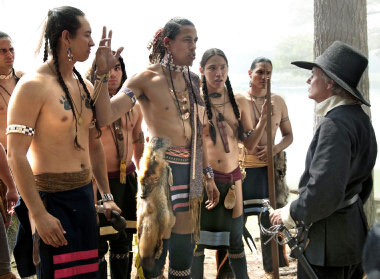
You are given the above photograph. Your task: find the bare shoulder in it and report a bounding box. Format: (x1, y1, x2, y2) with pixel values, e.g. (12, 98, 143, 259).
(8, 70, 51, 124)
(272, 93, 288, 107)
(126, 64, 161, 88)
(234, 92, 248, 101)
(12, 71, 49, 102)
(15, 70, 25, 78)
(234, 92, 250, 107)
(124, 64, 163, 98)
(271, 93, 286, 103)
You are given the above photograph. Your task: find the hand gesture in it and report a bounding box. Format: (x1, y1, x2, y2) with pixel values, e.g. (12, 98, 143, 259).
(95, 27, 124, 75)
(34, 211, 67, 248)
(204, 179, 220, 210)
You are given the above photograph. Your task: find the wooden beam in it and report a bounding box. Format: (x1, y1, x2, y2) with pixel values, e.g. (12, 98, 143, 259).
(265, 76, 280, 279)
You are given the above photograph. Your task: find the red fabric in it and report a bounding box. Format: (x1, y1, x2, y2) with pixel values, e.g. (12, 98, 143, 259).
(213, 166, 242, 184)
(53, 249, 98, 264)
(54, 263, 98, 278)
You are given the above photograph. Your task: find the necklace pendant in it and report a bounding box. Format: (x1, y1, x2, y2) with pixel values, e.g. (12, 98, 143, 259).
(78, 116, 83, 125)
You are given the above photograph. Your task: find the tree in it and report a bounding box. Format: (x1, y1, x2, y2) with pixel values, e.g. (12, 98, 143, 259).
(314, 0, 376, 227)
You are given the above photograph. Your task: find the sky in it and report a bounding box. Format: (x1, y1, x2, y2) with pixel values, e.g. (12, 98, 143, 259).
(0, 0, 313, 76)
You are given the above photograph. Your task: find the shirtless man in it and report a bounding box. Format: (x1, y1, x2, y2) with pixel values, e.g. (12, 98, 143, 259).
(7, 6, 120, 278)
(192, 48, 268, 279)
(0, 31, 21, 223)
(0, 144, 17, 279)
(94, 18, 219, 279)
(87, 55, 144, 279)
(242, 57, 293, 272)
(0, 31, 23, 147)
(0, 31, 21, 279)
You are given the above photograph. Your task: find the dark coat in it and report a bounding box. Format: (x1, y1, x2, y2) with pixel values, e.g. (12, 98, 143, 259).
(290, 104, 377, 267)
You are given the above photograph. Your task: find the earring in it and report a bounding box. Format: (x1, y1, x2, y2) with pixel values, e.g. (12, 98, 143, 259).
(167, 50, 173, 64)
(67, 47, 73, 62)
(249, 81, 252, 87)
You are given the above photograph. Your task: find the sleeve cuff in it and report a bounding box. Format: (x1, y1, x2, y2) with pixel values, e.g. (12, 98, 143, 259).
(281, 202, 296, 229)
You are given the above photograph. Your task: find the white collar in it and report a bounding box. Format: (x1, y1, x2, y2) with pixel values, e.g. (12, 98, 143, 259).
(315, 95, 358, 116)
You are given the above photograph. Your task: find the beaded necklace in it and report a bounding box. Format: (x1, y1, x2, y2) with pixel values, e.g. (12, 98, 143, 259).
(161, 63, 191, 144)
(0, 70, 13, 80)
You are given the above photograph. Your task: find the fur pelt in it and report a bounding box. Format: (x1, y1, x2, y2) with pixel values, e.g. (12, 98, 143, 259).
(274, 151, 289, 208)
(136, 138, 176, 268)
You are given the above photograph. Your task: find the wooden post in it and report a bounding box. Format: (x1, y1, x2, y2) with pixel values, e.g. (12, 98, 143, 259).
(265, 77, 280, 279)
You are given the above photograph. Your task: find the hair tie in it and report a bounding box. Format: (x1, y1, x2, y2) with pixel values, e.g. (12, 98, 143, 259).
(153, 28, 163, 44)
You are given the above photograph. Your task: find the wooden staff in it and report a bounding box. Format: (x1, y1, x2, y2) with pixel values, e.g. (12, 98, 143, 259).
(265, 75, 280, 279)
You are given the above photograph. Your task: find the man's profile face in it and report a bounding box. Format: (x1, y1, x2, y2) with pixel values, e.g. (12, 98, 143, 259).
(306, 67, 332, 103)
(0, 37, 14, 72)
(69, 16, 95, 62)
(108, 62, 123, 95)
(167, 25, 197, 66)
(248, 62, 272, 90)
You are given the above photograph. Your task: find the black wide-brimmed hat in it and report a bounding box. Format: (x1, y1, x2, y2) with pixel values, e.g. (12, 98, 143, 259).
(291, 41, 370, 106)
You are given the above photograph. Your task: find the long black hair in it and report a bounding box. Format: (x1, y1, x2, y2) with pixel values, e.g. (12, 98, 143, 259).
(200, 48, 244, 144)
(147, 17, 194, 64)
(43, 6, 101, 149)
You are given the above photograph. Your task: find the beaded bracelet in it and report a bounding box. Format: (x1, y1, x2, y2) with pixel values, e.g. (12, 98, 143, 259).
(92, 73, 110, 104)
(95, 73, 110, 83)
(203, 165, 214, 179)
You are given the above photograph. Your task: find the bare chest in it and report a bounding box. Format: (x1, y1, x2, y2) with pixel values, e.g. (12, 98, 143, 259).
(0, 81, 15, 112)
(39, 86, 93, 132)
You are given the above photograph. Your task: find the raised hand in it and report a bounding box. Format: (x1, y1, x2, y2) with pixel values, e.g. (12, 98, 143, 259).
(95, 26, 124, 75)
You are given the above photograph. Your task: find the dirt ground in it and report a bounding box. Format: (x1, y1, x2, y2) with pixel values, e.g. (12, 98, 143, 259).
(11, 200, 380, 278)
(129, 215, 298, 279)
(9, 215, 297, 279)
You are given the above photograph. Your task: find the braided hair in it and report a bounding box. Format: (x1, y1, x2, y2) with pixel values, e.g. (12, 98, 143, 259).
(200, 48, 244, 145)
(147, 17, 194, 64)
(43, 6, 101, 149)
(0, 31, 20, 82)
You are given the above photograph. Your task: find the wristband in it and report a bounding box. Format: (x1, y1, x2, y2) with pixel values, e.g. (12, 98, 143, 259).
(121, 88, 137, 106)
(102, 193, 114, 202)
(244, 129, 255, 138)
(95, 73, 110, 83)
(203, 165, 214, 179)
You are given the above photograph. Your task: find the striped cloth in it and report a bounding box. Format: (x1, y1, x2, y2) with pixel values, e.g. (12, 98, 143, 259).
(165, 147, 191, 214)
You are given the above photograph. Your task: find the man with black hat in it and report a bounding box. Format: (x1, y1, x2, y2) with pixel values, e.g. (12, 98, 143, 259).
(270, 41, 377, 279)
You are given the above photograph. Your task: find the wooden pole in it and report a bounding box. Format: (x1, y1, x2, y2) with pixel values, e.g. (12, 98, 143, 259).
(265, 76, 280, 279)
